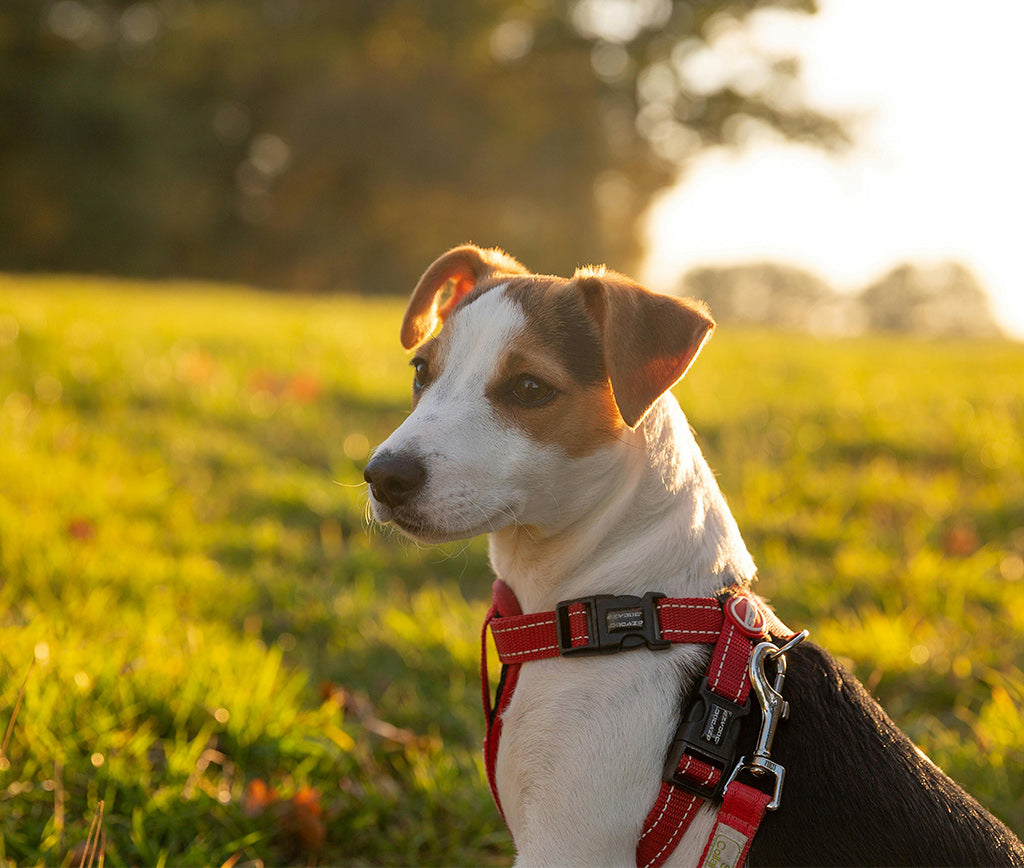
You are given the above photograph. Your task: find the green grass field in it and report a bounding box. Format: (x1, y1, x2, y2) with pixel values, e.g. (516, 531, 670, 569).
(1, 274, 1022, 866)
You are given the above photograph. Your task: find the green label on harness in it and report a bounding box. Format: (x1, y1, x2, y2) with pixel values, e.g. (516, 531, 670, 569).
(701, 825, 748, 868)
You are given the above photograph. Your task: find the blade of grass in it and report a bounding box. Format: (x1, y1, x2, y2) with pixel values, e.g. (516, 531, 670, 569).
(1, 658, 36, 764)
(80, 800, 105, 868)
(55, 759, 66, 850)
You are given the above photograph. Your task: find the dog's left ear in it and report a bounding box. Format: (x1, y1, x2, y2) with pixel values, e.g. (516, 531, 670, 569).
(577, 270, 714, 429)
(401, 244, 528, 349)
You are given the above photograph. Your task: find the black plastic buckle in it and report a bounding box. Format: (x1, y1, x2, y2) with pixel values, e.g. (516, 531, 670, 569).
(555, 593, 670, 656)
(662, 677, 751, 801)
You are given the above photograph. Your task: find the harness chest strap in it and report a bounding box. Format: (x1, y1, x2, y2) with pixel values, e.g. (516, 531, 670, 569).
(481, 580, 797, 868)
(639, 596, 785, 868)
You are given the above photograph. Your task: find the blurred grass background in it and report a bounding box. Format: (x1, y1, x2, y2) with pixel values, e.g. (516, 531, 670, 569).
(1, 275, 1021, 865)
(4, 2, 1023, 864)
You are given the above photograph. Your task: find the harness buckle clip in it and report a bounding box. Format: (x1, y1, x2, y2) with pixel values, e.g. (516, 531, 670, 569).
(555, 593, 669, 656)
(661, 677, 751, 801)
(725, 633, 808, 810)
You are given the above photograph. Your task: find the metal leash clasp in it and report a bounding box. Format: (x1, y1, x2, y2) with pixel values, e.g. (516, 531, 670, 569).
(724, 630, 809, 810)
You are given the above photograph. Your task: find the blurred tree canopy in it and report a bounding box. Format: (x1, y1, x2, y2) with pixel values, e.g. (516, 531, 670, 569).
(0, 0, 845, 293)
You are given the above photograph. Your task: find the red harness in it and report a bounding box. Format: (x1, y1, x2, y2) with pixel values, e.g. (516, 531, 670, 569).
(481, 580, 804, 868)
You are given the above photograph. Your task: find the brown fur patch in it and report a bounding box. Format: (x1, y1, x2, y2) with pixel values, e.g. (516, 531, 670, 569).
(485, 302, 624, 457)
(507, 380, 624, 458)
(501, 278, 606, 387)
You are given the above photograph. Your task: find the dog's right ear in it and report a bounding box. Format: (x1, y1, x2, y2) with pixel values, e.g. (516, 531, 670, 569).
(401, 245, 528, 349)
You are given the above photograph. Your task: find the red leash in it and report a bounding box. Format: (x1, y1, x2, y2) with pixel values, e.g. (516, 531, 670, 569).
(481, 580, 805, 867)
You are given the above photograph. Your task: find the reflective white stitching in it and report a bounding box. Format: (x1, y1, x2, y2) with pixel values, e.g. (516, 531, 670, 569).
(490, 619, 552, 635)
(640, 759, 713, 868)
(497, 644, 558, 659)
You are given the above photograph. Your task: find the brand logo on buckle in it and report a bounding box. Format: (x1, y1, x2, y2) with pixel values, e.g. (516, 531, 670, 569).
(703, 704, 734, 746)
(606, 607, 645, 632)
(724, 595, 767, 639)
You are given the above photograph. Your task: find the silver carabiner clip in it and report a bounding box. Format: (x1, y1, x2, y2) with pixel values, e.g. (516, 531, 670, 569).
(725, 630, 808, 810)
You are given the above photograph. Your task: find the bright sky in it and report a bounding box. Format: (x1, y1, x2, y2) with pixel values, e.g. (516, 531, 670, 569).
(643, 0, 1024, 337)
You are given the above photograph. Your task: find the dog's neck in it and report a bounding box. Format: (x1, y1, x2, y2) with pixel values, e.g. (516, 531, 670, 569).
(489, 395, 756, 613)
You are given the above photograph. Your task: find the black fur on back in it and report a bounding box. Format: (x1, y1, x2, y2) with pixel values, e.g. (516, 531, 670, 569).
(747, 642, 1024, 866)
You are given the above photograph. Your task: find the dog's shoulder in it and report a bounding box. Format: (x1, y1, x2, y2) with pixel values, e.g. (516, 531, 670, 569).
(749, 641, 1024, 866)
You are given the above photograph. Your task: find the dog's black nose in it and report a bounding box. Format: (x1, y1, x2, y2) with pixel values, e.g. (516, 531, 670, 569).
(364, 452, 427, 508)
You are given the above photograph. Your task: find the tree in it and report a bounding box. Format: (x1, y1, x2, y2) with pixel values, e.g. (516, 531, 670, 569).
(682, 262, 836, 330)
(0, 0, 845, 292)
(858, 262, 1002, 337)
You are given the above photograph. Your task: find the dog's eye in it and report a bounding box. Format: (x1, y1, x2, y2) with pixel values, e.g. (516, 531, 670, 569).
(411, 358, 431, 391)
(510, 374, 555, 406)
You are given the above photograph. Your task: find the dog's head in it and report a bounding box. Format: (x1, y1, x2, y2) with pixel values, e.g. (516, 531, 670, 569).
(364, 244, 714, 543)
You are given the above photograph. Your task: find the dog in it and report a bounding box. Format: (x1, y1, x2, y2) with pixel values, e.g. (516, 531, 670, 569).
(364, 244, 1024, 866)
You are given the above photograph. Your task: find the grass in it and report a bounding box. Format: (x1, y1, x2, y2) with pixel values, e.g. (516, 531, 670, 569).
(0, 274, 1022, 865)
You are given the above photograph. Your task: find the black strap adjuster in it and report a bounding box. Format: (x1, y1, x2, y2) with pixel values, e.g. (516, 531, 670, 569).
(555, 593, 670, 656)
(662, 677, 751, 801)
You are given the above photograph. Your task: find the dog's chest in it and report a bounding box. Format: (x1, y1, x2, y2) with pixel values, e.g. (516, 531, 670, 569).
(494, 646, 708, 863)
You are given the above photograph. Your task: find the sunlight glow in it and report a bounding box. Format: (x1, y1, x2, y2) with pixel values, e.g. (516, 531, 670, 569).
(643, 0, 1024, 338)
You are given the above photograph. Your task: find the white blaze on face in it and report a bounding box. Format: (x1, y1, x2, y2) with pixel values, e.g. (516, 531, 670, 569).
(426, 286, 524, 407)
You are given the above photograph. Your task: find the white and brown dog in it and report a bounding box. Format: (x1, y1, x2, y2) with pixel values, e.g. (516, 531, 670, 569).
(364, 245, 1023, 866)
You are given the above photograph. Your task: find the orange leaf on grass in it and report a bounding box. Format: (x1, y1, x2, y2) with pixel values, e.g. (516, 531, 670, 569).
(282, 787, 326, 854)
(243, 778, 277, 816)
(67, 517, 96, 541)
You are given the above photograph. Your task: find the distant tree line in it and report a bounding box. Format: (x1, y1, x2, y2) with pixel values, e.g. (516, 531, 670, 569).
(0, 0, 845, 293)
(682, 260, 1002, 337)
